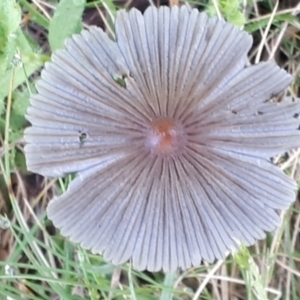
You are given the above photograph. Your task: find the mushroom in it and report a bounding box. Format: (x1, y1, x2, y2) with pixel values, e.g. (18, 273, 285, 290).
(24, 6, 300, 272)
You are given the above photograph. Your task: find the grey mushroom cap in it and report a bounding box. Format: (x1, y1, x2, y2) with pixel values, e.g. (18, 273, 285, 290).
(24, 6, 300, 272)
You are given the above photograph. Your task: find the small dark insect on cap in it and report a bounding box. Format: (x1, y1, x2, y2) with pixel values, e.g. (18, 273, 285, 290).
(24, 6, 300, 272)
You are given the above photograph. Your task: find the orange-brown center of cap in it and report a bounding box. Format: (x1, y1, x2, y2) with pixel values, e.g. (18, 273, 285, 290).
(145, 118, 185, 155)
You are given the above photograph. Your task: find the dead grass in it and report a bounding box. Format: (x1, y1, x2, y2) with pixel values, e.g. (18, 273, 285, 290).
(0, 0, 300, 299)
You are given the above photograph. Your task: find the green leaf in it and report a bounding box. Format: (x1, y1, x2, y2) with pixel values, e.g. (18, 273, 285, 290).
(233, 244, 251, 269)
(226, 11, 246, 27)
(19, 0, 50, 29)
(0, 0, 22, 72)
(15, 149, 27, 173)
(205, 0, 246, 27)
(0, 85, 32, 147)
(0, 53, 46, 104)
(234, 244, 268, 300)
(49, 0, 86, 51)
(12, 88, 31, 118)
(10, 85, 35, 140)
(0, 29, 49, 110)
(245, 13, 298, 33)
(0, 19, 45, 116)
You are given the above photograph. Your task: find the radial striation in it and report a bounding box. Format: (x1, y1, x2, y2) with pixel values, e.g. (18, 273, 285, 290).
(24, 6, 300, 272)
